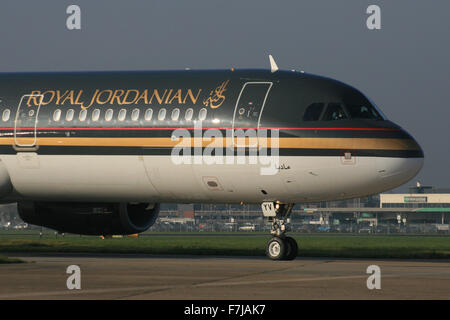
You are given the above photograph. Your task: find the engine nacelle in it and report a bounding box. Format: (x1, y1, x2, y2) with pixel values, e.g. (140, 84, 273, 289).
(17, 201, 160, 235)
(0, 160, 12, 198)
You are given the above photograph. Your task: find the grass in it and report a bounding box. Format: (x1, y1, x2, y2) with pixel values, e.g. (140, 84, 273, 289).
(0, 232, 449, 259)
(0, 255, 25, 264)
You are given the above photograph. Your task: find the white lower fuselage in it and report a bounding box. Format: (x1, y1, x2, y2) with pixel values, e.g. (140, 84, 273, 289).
(1, 154, 423, 204)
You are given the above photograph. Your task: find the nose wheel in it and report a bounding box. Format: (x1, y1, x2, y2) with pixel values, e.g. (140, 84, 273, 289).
(261, 202, 298, 260)
(266, 236, 298, 261)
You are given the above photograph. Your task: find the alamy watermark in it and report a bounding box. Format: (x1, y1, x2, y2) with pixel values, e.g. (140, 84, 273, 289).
(366, 265, 381, 290)
(366, 5, 381, 30)
(170, 122, 280, 176)
(66, 265, 81, 290)
(66, 5, 81, 30)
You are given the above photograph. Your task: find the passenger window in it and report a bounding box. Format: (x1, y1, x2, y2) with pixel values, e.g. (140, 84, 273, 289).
(92, 109, 100, 122)
(171, 108, 180, 121)
(322, 103, 347, 121)
(131, 108, 140, 121)
(66, 109, 74, 122)
(2, 109, 10, 122)
(144, 108, 153, 121)
(185, 108, 193, 121)
(198, 108, 207, 121)
(79, 109, 87, 121)
(53, 109, 61, 122)
(158, 108, 166, 121)
(118, 109, 126, 121)
(303, 103, 325, 121)
(105, 109, 113, 121)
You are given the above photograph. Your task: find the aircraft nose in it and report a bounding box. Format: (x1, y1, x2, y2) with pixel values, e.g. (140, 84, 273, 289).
(376, 129, 424, 188)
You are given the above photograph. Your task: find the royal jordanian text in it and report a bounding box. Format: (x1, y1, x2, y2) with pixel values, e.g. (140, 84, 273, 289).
(25, 80, 230, 109)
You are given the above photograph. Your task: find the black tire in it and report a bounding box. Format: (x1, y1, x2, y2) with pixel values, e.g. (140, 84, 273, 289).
(283, 236, 298, 260)
(265, 237, 286, 260)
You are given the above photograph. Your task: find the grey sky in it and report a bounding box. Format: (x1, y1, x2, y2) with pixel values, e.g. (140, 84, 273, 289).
(0, 0, 449, 191)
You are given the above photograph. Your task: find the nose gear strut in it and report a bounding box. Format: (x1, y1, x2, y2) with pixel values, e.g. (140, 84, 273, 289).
(261, 202, 298, 260)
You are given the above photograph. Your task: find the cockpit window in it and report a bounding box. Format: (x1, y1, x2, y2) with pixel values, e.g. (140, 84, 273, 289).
(342, 87, 386, 120)
(303, 103, 325, 121)
(345, 104, 383, 120)
(322, 103, 347, 121)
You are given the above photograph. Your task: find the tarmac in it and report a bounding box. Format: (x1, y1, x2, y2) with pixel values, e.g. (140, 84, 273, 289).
(0, 254, 449, 300)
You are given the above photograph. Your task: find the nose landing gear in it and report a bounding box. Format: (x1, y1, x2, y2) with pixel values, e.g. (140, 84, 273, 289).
(261, 202, 298, 261)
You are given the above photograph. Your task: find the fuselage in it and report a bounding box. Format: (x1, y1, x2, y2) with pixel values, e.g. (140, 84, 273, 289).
(0, 69, 424, 204)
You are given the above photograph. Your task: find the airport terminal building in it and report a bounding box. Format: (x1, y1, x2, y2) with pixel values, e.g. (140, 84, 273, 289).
(295, 185, 450, 232)
(381, 186, 450, 210)
(378, 185, 450, 229)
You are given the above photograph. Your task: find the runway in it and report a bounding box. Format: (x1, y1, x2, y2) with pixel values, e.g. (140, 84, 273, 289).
(0, 254, 449, 300)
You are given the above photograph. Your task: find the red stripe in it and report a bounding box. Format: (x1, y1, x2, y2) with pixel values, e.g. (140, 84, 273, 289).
(1, 127, 401, 131)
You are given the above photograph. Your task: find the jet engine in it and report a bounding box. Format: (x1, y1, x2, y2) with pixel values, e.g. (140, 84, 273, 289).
(0, 160, 12, 198)
(17, 201, 160, 235)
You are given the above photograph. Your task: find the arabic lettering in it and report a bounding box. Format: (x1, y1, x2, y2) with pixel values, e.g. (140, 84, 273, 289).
(203, 80, 229, 109)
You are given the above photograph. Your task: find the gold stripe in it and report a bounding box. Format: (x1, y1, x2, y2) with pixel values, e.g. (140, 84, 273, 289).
(4, 137, 420, 150)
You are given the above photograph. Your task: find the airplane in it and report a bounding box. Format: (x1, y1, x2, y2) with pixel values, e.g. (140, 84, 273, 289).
(0, 56, 424, 260)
